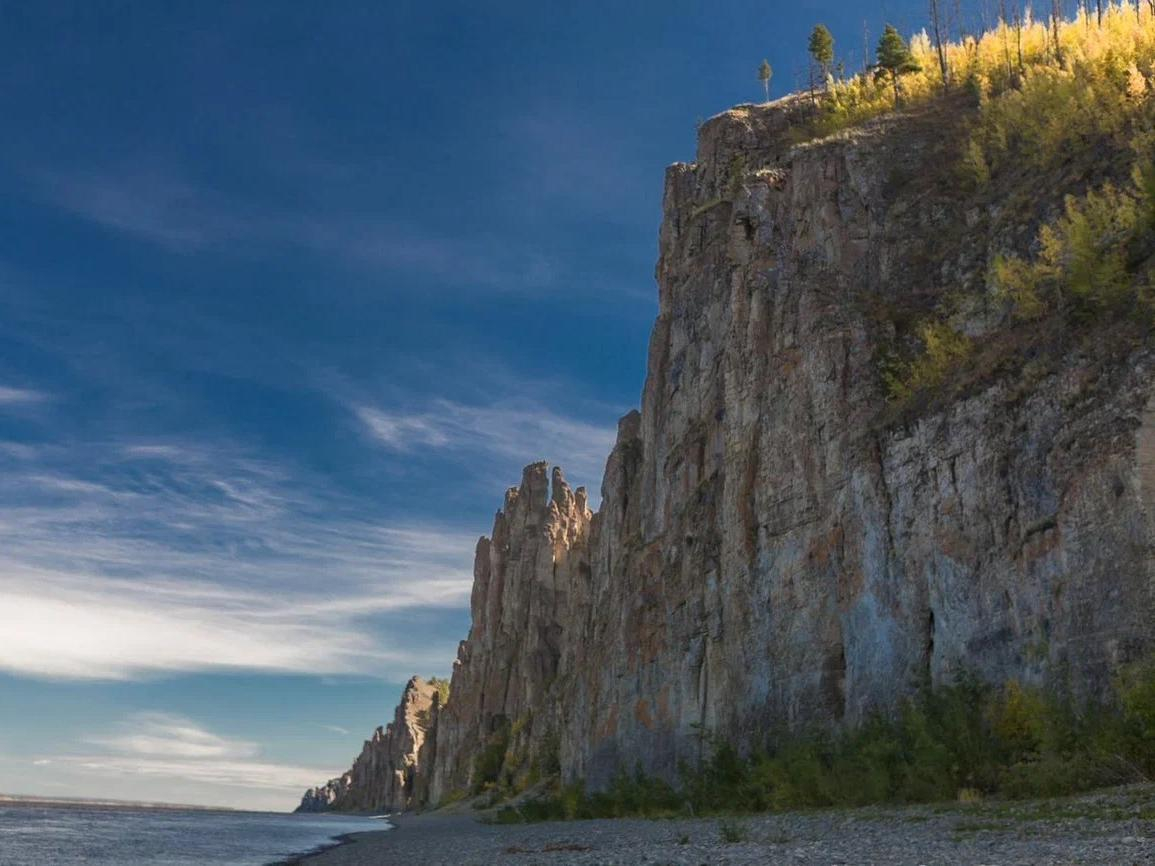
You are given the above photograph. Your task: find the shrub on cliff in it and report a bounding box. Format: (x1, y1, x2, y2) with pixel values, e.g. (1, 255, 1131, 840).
(992, 174, 1154, 324)
(883, 322, 974, 404)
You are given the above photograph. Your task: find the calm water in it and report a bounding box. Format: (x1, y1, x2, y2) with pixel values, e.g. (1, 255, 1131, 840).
(0, 800, 389, 865)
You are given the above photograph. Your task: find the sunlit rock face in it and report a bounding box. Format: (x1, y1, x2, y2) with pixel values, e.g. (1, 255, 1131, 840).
(305, 95, 1155, 806)
(296, 677, 436, 813)
(295, 775, 349, 813)
(426, 462, 592, 803)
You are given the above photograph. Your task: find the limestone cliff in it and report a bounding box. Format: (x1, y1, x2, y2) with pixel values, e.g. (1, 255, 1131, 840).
(295, 775, 349, 813)
(301, 95, 1155, 809)
(296, 676, 436, 813)
(426, 462, 591, 802)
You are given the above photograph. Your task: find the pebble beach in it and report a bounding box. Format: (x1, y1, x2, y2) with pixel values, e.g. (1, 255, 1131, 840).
(292, 784, 1155, 865)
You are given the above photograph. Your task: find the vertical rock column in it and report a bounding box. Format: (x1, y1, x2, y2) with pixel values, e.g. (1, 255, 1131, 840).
(427, 463, 592, 803)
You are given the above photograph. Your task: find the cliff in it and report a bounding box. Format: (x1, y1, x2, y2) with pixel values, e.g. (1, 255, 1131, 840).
(296, 676, 437, 813)
(300, 94, 1155, 810)
(426, 463, 591, 801)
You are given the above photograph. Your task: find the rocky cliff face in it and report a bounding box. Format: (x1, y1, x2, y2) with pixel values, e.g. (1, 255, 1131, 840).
(301, 95, 1155, 808)
(296, 775, 349, 813)
(426, 462, 591, 803)
(554, 97, 1155, 787)
(296, 676, 437, 813)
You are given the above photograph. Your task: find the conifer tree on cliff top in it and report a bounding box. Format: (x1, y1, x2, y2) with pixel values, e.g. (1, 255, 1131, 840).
(875, 24, 921, 105)
(758, 58, 773, 102)
(808, 24, 835, 89)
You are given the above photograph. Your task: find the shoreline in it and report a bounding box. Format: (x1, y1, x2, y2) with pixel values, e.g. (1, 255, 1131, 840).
(270, 822, 395, 866)
(287, 784, 1154, 865)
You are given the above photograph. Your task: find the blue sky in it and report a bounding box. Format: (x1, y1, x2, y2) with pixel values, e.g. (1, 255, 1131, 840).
(0, 0, 929, 811)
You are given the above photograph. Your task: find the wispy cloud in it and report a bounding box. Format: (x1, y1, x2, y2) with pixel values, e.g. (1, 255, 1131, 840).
(0, 385, 48, 406)
(355, 399, 617, 489)
(62, 713, 332, 796)
(38, 164, 557, 292)
(0, 440, 475, 681)
(89, 712, 259, 760)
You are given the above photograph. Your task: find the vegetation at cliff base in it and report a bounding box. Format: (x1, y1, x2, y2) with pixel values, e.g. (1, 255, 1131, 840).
(490, 658, 1155, 823)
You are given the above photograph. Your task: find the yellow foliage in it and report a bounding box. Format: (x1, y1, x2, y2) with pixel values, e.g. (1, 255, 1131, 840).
(811, 5, 1155, 170)
(992, 255, 1045, 320)
(884, 321, 972, 403)
(994, 182, 1143, 321)
(989, 680, 1047, 756)
(959, 138, 990, 187)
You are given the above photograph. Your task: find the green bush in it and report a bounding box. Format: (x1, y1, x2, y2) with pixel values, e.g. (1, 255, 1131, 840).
(472, 721, 512, 794)
(993, 180, 1147, 323)
(883, 321, 973, 403)
(496, 659, 1155, 823)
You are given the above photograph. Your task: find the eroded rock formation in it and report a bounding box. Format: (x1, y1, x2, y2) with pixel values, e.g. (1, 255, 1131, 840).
(300, 95, 1155, 811)
(296, 676, 437, 813)
(296, 775, 349, 813)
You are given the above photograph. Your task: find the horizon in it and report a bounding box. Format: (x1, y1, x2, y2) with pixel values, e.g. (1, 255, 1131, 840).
(2, 0, 947, 811)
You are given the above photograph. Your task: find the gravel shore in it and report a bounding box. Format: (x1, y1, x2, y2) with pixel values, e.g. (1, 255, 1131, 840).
(288, 784, 1155, 865)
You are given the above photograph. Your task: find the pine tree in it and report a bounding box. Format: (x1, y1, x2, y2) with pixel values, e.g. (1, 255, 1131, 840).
(808, 24, 835, 90)
(875, 24, 921, 105)
(758, 59, 773, 102)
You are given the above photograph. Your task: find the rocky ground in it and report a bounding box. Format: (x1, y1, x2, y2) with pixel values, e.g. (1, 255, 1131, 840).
(292, 784, 1155, 865)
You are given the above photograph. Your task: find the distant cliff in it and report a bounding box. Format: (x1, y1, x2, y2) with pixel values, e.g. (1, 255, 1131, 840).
(296, 676, 439, 813)
(299, 93, 1155, 812)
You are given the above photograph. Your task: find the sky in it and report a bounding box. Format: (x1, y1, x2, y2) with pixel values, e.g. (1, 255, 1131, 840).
(0, 0, 931, 811)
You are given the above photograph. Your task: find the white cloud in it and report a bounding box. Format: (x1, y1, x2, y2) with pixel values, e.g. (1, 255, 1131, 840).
(73, 755, 326, 793)
(0, 441, 475, 681)
(88, 712, 259, 760)
(0, 386, 48, 405)
(55, 713, 334, 796)
(355, 399, 617, 489)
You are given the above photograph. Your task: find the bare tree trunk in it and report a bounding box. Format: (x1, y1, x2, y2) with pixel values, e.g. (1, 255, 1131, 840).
(1096, 0, 1103, 25)
(862, 20, 870, 75)
(1052, 0, 1063, 63)
(999, 0, 1013, 78)
(1015, 5, 1025, 72)
(930, 0, 950, 86)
